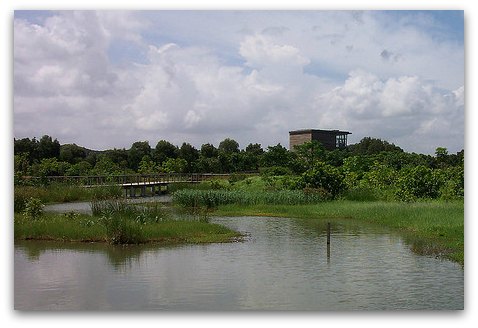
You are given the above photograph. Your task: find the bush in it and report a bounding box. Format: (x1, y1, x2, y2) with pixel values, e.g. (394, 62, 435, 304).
(342, 186, 379, 202)
(395, 166, 440, 201)
(300, 162, 345, 198)
(23, 197, 44, 220)
(260, 166, 293, 177)
(100, 214, 146, 244)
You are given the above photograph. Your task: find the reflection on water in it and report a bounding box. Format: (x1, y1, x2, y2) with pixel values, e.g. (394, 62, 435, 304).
(14, 217, 464, 310)
(43, 195, 173, 215)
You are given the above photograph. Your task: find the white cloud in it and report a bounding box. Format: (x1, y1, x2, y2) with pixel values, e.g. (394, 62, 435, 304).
(239, 34, 310, 68)
(317, 70, 464, 153)
(13, 11, 464, 153)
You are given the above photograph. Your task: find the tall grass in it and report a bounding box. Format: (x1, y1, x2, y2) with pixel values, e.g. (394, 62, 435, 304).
(172, 189, 328, 208)
(14, 184, 122, 212)
(90, 198, 169, 223)
(15, 200, 241, 245)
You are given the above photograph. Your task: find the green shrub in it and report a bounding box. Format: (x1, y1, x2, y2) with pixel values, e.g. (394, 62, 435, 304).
(260, 166, 293, 177)
(100, 214, 146, 244)
(342, 186, 379, 202)
(395, 166, 440, 201)
(23, 197, 44, 220)
(300, 162, 345, 198)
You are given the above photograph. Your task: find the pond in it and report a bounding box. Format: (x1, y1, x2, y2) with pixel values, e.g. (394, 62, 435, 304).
(14, 215, 464, 310)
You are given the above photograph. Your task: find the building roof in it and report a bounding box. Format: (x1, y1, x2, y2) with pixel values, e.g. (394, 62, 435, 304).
(289, 129, 351, 135)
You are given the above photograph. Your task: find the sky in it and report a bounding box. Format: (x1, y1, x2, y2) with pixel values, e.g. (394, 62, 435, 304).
(13, 10, 464, 154)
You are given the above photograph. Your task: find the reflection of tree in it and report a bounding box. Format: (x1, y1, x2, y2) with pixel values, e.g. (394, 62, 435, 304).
(14, 240, 172, 271)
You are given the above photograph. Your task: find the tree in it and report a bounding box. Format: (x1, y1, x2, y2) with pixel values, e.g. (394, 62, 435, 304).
(294, 140, 326, 167)
(66, 161, 93, 176)
(128, 141, 152, 171)
(37, 135, 61, 160)
(104, 148, 129, 170)
(14, 153, 31, 177)
(14, 137, 38, 162)
(91, 155, 121, 175)
(245, 143, 264, 156)
(200, 143, 218, 158)
(59, 144, 87, 164)
(178, 143, 199, 172)
(395, 165, 440, 201)
(37, 158, 70, 177)
(300, 161, 345, 198)
(218, 138, 240, 154)
(162, 158, 187, 173)
(348, 137, 402, 155)
(138, 155, 158, 174)
(261, 143, 292, 168)
(154, 140, 178, 165)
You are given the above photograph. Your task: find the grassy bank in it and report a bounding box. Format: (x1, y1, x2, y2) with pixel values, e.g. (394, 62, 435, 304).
(14, 184, 122, 211)
(14, 212, 241, 245)
(214, 200, 464, 265)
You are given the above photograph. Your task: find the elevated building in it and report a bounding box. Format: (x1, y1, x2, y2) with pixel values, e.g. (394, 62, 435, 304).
(289, 129, 351, 151)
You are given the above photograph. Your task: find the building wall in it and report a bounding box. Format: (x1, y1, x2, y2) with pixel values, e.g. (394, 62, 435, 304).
(289, 129, 350, 151)
(310, 131, 337, 150)
(289, 132, 312, 150)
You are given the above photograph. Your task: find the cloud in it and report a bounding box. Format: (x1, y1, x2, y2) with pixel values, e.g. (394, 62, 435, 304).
(316, 70, 464, 153)
(239, 34, 310, 68)
(13, 11, 464, 154)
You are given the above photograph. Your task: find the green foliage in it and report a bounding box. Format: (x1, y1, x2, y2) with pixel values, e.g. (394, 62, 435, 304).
(434, 166, 464, 200)
(260, 166, 293, 177)
(128, 141, 152, 171)
(23, 197, 44, 220)
(342, 186, 380, 202)
(154, 140, 178, 165)
(300, 162, 345, 198)
(348, 137, 403, 155)
(395, 166, 440, 201)
(178, 142, 199, 172)
(100, 214, 146, 245)
(138, 155, 158, 174)
(218, 138, 240, 154)
(162, 157, 188, 173)
(260, 143, 292, 168)
(37, 158, 70, 177)
(59, 144, 87, 164)
(362, 162, 397, 190)
(173, 189, 328, 208)
(14, 184, 122, 209)
(293, 140, 326, 167)
(13, 133, 465, 203)
(200, 143, 218, 158)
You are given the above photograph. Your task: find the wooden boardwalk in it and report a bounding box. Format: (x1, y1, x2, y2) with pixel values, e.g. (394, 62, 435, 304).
(39, 173, 253, 197)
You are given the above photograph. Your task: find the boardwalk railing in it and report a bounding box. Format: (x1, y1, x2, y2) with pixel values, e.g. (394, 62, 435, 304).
(22, 173, 258, 197)
(34, 173, 256, 187)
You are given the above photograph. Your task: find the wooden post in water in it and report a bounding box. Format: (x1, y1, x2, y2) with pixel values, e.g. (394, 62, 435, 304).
(327, 222, 331, 261)
(327, 222, 331, 245)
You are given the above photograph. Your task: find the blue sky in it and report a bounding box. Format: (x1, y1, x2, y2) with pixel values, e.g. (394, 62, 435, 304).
(13, 10, 464, 154)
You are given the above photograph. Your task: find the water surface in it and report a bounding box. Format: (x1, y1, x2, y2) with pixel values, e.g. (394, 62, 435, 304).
(14, 216, 464, 310)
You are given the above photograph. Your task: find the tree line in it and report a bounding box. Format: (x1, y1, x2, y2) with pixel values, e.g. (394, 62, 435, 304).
(14, 135, 464, 201)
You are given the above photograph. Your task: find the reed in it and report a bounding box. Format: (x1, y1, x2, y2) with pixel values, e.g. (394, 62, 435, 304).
(172, 189, 328, 208)
(14, 211, 241, 245)
(14, 184, 122, 212)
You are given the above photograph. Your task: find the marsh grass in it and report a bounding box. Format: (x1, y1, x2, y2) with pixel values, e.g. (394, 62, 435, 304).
(14, 210, 241, 245)
(172, 189, 328, 209)
(14, 184, 122, 212)
(214, 200, 464, 265)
